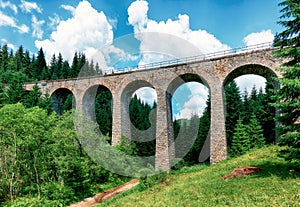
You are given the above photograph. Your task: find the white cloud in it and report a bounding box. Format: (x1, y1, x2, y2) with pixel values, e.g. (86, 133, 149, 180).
(235, 74, 266, 95)
(127, 0, 230, 66)
(1, 38, 16, 50)
(134, 87, 157, 106)
(19, 0, 42, 13)
(0, 0, 18, 14)
(35, 1, 114, 63)
(128, 0, 149, 33)
(61, 4, 75, 13)
(48, 13, 60, 29)
(174, 93, 208, 120)
(32, 15, 44, 39)
(0, 11, 29, 33)
(243, 29, 274, 47)
(173, 82, 209, 120)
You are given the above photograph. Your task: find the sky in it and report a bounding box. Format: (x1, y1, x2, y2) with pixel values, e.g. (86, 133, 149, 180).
(0, 0, 283, 119)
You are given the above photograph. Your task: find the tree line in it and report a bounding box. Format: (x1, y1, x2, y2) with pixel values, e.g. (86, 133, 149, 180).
(0, 45, 102, 84)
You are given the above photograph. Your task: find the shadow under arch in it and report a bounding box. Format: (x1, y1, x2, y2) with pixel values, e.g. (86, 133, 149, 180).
(82, 85, 113, 138)
(50, 88, 75, 115)
(167, 73, 211, 162)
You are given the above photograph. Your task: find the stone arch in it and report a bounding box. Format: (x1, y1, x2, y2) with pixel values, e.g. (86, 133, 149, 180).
(223, 63, 280, 145)
(50, 88, 75, 115)
(223, 64, 279, 88)
(120, 80, 156, 140)
(48, 84, 75, 97)
(82, 85, 113, 125)
(167, 73, 210, 115)
(166, 73, 210, 160)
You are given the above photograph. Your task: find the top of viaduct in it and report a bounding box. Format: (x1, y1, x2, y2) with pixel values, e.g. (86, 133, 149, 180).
(24, 42, 284, 98)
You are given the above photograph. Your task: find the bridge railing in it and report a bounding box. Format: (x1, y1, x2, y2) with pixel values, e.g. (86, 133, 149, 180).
(105, 42, 273, 74)
(24, 42, 274, 85)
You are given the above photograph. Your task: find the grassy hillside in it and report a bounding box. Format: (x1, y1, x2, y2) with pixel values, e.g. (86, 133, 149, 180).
(99, 146, 300, 207)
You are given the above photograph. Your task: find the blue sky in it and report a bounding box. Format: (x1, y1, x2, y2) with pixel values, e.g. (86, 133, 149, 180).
(0, 0, 283, 119)
(0, 0, 282, 58)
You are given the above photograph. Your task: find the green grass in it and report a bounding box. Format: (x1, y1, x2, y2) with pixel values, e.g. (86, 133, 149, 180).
(98, 146, 300, 207)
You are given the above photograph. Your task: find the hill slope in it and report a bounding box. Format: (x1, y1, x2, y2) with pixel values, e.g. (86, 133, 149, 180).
(99, 146, 300, 207)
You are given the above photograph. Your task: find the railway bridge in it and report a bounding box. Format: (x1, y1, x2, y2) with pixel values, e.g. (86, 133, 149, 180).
(25, 45, 283, 171)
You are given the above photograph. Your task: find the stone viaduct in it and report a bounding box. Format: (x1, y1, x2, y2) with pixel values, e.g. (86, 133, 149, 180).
(25, 47, 283, 171)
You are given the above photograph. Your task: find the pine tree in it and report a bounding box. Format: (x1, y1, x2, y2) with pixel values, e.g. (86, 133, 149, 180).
(61, 60, 70, 79)
(50, 54, 58, 80)
(70, 52, 79, 78)
(260, 81, 276, 144)
(273, 0, 300, 162)
(36, 48, 49, 80)
(230, 117, 251, 157)
(247, 114, 265, 149)
(57, 53, 63, 79)
(14, 46, 24, 72)
(23, 50, 32, 80)
(225, 81, 242, 148)
(0, 44, 9, 72)
(241, 88, 251, 124)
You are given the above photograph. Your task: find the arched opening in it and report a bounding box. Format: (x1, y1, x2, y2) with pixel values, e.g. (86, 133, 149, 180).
(51, 88, 74, 115)
(223, 64, 279, 157)
(121, 80, 157, 158)
(168, 73, 210, 165)
(83, 85, 113, 140)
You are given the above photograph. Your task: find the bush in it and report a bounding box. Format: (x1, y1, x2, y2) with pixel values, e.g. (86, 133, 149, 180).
(41, 182, 74, 206)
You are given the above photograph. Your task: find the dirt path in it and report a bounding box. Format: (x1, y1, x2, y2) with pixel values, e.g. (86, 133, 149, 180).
(68, 178, 140, 207)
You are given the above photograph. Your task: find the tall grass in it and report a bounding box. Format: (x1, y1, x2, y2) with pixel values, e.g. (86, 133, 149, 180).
(99, 146, 300, 207)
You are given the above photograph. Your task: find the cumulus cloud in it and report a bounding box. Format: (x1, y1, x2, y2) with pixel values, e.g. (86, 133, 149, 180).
(127, 0, 230, 66)
(32, 15, 44, 39)
(243, 29, 274, 47)
(235, 75, 266, 95)
(173, 83, 209, 120)
(0, 0, 18, 14)
(19, 0, 42, 13)
(35, 1, 114, 63)
(0, 11, 29, 33)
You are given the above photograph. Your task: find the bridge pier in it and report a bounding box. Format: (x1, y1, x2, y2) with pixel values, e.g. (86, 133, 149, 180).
(111, 93, 122, 145)
(155, 89, 175, 170)
(209, 82, 227, 164)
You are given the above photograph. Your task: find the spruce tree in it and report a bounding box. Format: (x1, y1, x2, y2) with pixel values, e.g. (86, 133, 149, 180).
(0, 44, 8, 72)
(15, 46, 24, 72)
(70, 52, 79, 78)
(273, 0, 300, 163)
(61, 60, 70, 79)
(57, 53, 63, 79)
(247, 114, 265, 149)
(36, 48, 49, 80)
(230, 117, 251, 157)
(260, 81, 276, 144)
(225, 81, 242, 148)
(50, 54, 58, 80)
